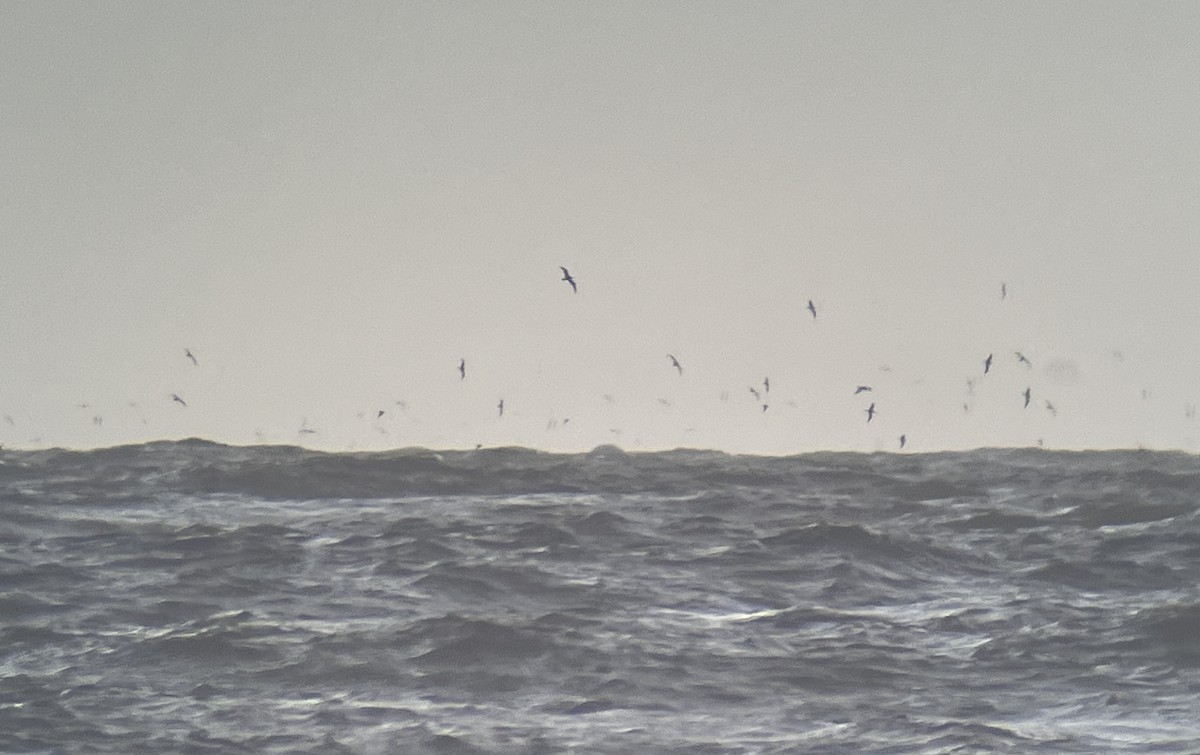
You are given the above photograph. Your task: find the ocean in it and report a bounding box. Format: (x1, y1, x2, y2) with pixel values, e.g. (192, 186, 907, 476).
(1, 440, 1198, 753)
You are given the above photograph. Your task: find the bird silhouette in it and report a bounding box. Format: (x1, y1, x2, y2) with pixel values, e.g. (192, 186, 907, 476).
(185, 349, 198, 366)
(171, 394, 187, 408)
(459, 358, 465, 380)
(559, 267, 577, 293)
(668, 354, 683, 375)
(1023, 387, 1032, 408)
(866, 403, 876, 422)
(854, 385, 872, 395)
(984, 353, 994, 374)
(807, 299, 817, 319)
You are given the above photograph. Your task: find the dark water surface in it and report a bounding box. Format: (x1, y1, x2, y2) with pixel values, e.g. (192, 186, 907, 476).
(2, 440, 1198, 753)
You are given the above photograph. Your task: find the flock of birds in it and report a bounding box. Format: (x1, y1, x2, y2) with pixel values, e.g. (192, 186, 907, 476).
(3, 266, 1189, 451)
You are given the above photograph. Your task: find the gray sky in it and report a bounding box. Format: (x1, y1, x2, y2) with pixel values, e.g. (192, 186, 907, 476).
(3, 2, 1199, 453)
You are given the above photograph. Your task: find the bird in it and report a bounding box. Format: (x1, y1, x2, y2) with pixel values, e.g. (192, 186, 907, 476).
(1015, 351, 1032, 368)
(498, 399, 505, 417)
(668, 354, 683, 375)
(559, 266, 577, 293)
(899, 434, 907, 449)
(749, 387, 761, 402)
(1045, 400, 1057, 417)
(459, 358, 465, 380)
(762, 403, 769, 413)
(764, 377, 770, 394)
(185, 348, 198, 366)
(376, 410, 385, 419)
(865, 403, 876, 422)
(171, 394, 187, 408)
(854, 385, 872, 395)
(984, 353, 993, 374)
(1023, 387, 1032, 408)
(1001, 282, 1008, 300)
(807, 299, 817, 319)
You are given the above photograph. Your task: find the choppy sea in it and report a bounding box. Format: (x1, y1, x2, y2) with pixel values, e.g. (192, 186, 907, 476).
(1, 440, 1198, 753)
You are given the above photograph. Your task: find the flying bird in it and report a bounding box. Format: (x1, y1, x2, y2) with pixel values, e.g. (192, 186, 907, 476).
(459, 358, 465, 380)
(807, 299, 817, 319)
(984, 353, 994, 374)
(1001, 282, 1008, 300)
(1016, 352, 1032, 368)
(749, 387, 761, 402)
(899, 434, 907, 449)
(764, 377, 770, 394)
(1023, 387, 1032, 408)
(377, 410, 385, 419)
(171, 394, 187, 408)
(854, 385, 872, 395)
(185, 348, 198, 366)
(498, 399, 505, 417)
(668, 354, 683, 375)
(559, 266, 577, 293)
(865, 402, 876, 422)
(762, 403, 769, 413)
(1045, 400, 1057, 417)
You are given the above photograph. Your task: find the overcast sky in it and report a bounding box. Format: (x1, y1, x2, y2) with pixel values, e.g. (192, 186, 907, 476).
(2, 2, 1198, 453)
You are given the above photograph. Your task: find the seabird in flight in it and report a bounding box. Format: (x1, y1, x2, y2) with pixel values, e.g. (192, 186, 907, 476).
(498, 399, 505, 417)
(865, 402, 876, 422)
(749, 387, 761, 402)
(377, 410, 385, 419)
(668, 354, 683, 375)
(899, 434, 907, 449)
(1023, 387, 1031, 408)
(559, 266, 577, 293)
(764, 377, 770, 394)
(171, 394, 187, 408)
(1016, 351, 1032, 368)
(854, 385, 872, 395)
(459, 358, 465, 380)
(762, 403, 769, 413)
(185, 348, 198, 366)
(1001, 282, 1008, 300)
(984, 353, 994, 374)
(807, 299, 817, 319)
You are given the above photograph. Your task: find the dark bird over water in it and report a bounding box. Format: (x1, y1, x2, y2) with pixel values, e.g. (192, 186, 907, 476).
(807, 299, 817, 319)
(1016, 352, 1032, 368)
(185, 348, 198, 367)
(1023, 387, 1032, 408)
(899, 434, 907, 449)
(668, 354, 683, 375)
(171, 394, 187, 408)
(984, 353, 994, 374)
(854, 385, 872, 395)
(559, 267, 577, 293)
(866, 402, 876, 422)
(459, 358, 465, 380)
